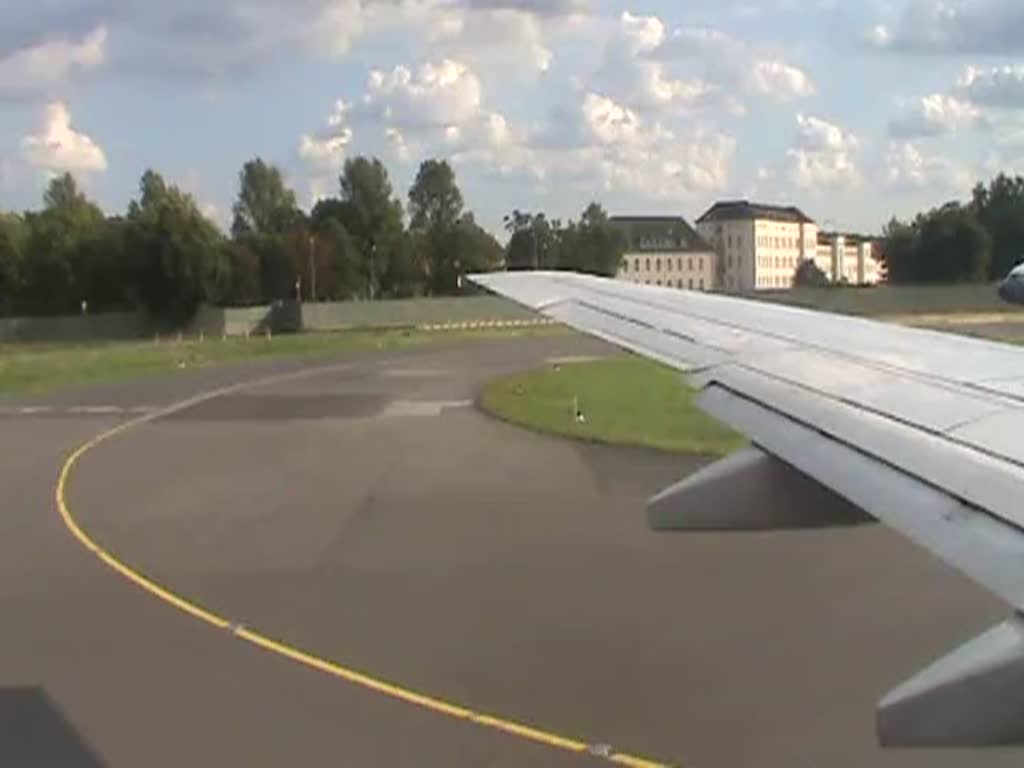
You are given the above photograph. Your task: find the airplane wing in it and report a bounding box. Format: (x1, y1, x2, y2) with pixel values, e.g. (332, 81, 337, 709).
(469, 270, 1024, 748)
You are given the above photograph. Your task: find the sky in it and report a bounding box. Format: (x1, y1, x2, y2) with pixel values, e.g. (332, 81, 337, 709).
(3, 0, 1024, 238)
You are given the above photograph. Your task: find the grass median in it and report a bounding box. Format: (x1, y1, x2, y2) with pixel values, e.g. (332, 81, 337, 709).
(0, 325, 567, 396)
(479, 355, 745, 456)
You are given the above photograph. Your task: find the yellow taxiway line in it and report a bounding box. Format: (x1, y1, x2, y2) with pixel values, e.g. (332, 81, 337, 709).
(54, 367, 674, 768)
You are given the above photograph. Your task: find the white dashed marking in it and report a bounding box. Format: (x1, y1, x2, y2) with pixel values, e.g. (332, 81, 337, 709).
(379, 400, 473, 418)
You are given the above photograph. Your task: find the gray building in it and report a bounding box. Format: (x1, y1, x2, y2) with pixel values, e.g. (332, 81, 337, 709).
(610, 216, 716, 291)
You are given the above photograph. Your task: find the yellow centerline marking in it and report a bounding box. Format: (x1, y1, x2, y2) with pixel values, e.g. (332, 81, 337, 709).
(54, 363, 674, 768)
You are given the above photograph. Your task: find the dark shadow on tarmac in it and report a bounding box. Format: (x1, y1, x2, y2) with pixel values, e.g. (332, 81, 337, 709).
(0, 687, 106, 767)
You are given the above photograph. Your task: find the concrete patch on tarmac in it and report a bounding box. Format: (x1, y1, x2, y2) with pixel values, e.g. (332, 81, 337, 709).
(0, 404, 158, 418)
(379, 399, 473, 418)
(161, 392, 391, 422)
(544, 355, 614, 366)
(377, 368, 449, 379)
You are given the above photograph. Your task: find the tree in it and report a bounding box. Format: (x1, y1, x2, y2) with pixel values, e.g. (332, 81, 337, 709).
(207, 240, 262, 306)
(916, 203, 991, 283)
(407, 158, 471, 294)
(408, 159, 464, 233)
(310, 218, 361, 300)
(338, 156, 406, 298)
(453, 213, 503, 274)
(503, 210, 556, 270)
(231, 158, 301, 238)
(0, 213, 27, 314)
(20, 174, 104, 314)
(75, 216, 139, 312)
(879, 217, 919, 283)
(879, 206, 990, 284)
(793, 259, 829, 287)
(128, 170, 225, 322)
(970, 174, 1024, 279)
(557, 202, 624, 275)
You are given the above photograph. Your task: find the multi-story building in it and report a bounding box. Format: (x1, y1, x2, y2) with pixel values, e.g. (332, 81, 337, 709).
(611, 216, 716, 291)
(695, 201, 819, 292)
(815, 232, 884, 285)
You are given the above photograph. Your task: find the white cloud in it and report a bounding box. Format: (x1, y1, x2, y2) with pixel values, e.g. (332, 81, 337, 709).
(2, 0, 580, 85)
(581, 92, 645, 144)
(884, 141, 971, 191)
(505, 92, 736, 200)
(0, 26, 106, 100)
(299, 58, 512, 179)
(591, 13, 715, 113)
(957, 65, 1024, 109)
(364, 60, 483, 128)
(795, 113, 858, 152)
(620, 11, 666, 53)
(751, 59, 815, 100)
(889, 93, 982, 138)
(424, 6, 554, 73)
(22, 102, 107, 173)
(302, 0, 369, 57)
(788, 114, 860, 188)
(866, 0, 1024, 55)
(650, 22, 815, 106)
(866, 24, 891, 47)
(384, 127, 412, 162)
(298, 99, 353, 171)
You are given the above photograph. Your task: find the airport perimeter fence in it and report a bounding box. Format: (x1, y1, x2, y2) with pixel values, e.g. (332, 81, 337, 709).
(0, 296, 545, 342)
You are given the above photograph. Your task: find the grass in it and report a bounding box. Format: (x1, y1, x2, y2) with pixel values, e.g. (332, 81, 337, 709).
(0, 325, 568, 396)
(479, 355, 745, 456)
(756, 282, 1009, 318)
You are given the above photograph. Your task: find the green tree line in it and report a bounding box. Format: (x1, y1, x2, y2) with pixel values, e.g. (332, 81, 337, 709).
(881, 173, 1024, 283)
(502, 204, 625, 276)
(0, 156, 511, 321)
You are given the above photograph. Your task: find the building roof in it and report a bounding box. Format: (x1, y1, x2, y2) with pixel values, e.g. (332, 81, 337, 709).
(818, 231, 876, 246)
(609, 215, 713, 253)
(696, 200, 815, 225)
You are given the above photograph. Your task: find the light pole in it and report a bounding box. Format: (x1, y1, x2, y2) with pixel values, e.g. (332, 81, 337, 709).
(368, 242, 377, 300)
(308, 234, 317, 302)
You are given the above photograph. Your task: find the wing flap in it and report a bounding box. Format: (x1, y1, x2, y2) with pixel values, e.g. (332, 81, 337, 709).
(698, 383, 1024, 611)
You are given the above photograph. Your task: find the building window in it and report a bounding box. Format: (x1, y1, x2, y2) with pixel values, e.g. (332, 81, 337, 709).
(677, 257, 682, 271)
(677, 279, 683, 288)
(699, 278, 704, 289)
(699, 257, 704, 270)
(727, 234, 733, 247)
(634, 257, 640, 271)
(688, 278, 693, 289)
(667, 258, 672, 272)
(737, 235, 743, 248)
(621, 260, 628, 274)
(688, 257, 693, 271)
(645, 257, 651, 271)
(656, 279, 662, 286)
(645, 279, 651, 285)
(656, 258, 662, 272)
(727, 254, 732, 268)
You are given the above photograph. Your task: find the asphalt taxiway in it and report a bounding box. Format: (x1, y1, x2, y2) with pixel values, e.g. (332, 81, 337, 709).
(1, 334, 1019, 767)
